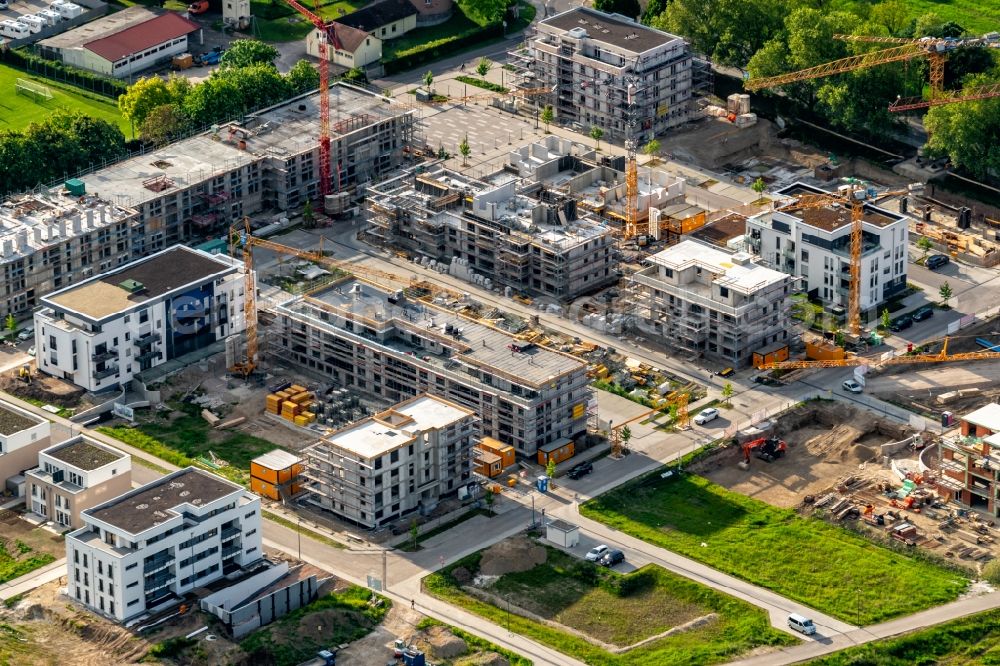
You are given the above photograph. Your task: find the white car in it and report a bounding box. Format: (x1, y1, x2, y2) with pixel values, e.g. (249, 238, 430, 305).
(27, 346, 35, 357)
(842, 379, 863, 394)
(694, 407, 719, 425)
(585, 544, 609, 562)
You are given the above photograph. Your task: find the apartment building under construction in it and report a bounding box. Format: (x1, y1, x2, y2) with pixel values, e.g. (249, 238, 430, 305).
(272, 278, 591, 457)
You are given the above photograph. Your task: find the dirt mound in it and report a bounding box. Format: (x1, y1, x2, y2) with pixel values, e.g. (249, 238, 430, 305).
(419, 625, 468, 659)
(456, 653, 510, 666)
(452, 566, 473, 585)
(479, 536, 546, 576)
(803, 423, 865, 458)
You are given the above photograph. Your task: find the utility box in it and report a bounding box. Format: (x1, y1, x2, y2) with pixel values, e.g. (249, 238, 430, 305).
(64, 178, 86, 196)
(545, 519, 579, 548)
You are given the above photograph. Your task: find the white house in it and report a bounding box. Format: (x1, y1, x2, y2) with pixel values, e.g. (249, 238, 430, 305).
(0, 402, 51, 495)
(746, 182, 909, 316)
(34, 245, 248, 392)
(65, 467, 263, 622)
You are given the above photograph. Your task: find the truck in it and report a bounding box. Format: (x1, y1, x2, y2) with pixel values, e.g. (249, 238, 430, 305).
(188, 0, 209, 13)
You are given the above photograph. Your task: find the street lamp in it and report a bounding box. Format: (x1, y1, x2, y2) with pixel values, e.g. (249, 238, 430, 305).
(856, 587, 862, 626)
(506, 595, 511, 634)
(297, 516, 302, 561)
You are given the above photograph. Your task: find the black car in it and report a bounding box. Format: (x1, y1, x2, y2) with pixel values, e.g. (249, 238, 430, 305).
(890, 315, 913, 332)
(911, 306, 934, 322)
(567, 461, 593, 480)
(599, 549, 625, 567)
(926, 254, 950, 270)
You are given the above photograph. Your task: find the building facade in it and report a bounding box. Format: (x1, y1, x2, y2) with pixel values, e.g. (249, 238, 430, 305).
(510, 7, 692, 141)
(747, 183, 909, 316)
(938, 404, 1000, 516)
(35, 245, 247, 391)
(303, 394, 477, 528)
(0, 402, 51, 493)
(306, 24, 382, 69)
(631, 240, 792, 366)
(272, 278, 591, 457)
(65, 467, 263, 622)
(26, 436, 132, 529)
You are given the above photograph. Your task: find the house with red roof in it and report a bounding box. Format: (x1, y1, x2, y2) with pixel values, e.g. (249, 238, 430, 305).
(38, 6, 202, 78)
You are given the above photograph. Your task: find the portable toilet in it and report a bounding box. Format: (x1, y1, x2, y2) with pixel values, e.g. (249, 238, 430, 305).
(18, 15, 44, 33)
(536, 475, 549, 492)
(942, 411, 955, 428)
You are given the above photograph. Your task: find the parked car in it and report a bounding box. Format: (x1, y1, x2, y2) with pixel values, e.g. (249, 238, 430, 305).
(889, 315, 913, 332)
(0, 1, 8, 10)
(16, 326, 33, 342)
(716, 367, 735, 377)
(585, 545, 609, 562)
(842, 379, 863, 394)
(926, 254, 950, 270)
(188, 0, 209, 13)
(599, 549, 625, 567)
(693, 407, 719, 425)
(27, 346, 34, 357)
(911, 306, 934, 322)
(788, 613, 817, 636)
(567, 461, 593, 480)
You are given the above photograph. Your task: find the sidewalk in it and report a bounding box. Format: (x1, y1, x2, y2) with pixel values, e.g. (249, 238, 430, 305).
(0, 558, 66, 601)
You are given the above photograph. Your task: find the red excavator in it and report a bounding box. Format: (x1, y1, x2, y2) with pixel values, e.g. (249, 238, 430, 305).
(742, 437, 787, 463)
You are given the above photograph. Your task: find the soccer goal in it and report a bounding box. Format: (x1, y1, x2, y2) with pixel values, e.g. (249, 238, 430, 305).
(15, 78, 53, 102)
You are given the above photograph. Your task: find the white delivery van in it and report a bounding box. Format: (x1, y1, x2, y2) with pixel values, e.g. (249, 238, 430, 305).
(788, 613, 817, 636)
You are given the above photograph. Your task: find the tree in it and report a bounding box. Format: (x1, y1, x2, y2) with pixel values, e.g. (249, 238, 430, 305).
(924, 75, 1000, 179)
(165, 74, 192, 106)
(343, 67, 367, 84)
(641, 0, 667, 23)
(540, 105, 554, 133)
(880, 308, 891, 330)
(589, 125, 603, 150)
(182, 75, 246, 124)
(653, 0, 790, 67)
(476, 57, 492, 78)
(220, 39, 279, 68)
(593, 0, 640, 20)
(118, 76, 173, 128)
(139, 103, 189, 146)
(939, 281, 953, 304)
(984, 559, 1000, 586)
(917, 236, 933, 257)
(484, 488, 495, 516)
(5, 314, 16, 341)
(459, 135, 471, 166)
(423, 70, 434, 92)
(286, 60, 320, 94)
(620, 425, 632, 453)
(545, 457, 556, 479)
(642, 139, 661, 164)
(215, 63, 292, 111)
(722, 382, 734, 405)
(752, 177, 766, 195)
(456, 0, 506, 26)
(302, 199, 315, 229)
(409, 519, 419, 551)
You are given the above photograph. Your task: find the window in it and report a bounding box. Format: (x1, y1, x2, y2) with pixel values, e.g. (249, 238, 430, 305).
(127, 581, 138, 588)
(125, 562, 137, 571)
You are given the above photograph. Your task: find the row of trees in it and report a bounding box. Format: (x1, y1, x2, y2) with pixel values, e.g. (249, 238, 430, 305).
(0, 110, 126, 196)
(644, 0, 1000, 178)
(118, 40, 320, 146)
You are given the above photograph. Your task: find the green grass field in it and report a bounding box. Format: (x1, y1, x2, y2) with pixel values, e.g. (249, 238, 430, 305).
(0, 64, 129, 136)
(425, 546, 795, 666)
(0, 541, 55, 586)
(807, 608, 1000, 665)
(903, 0, 1000, 34)
(580, 474, 968, 625)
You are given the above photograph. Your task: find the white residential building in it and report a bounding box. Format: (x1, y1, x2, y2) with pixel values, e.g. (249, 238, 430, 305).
(631, 240, 792, 365)
(65, 467, 263, 623)
(0, 401, 52, 494)
(747, 183, 909, 316)
(26, 436, 132, 529)
(34, 245, 247, 392)
(303, 394, 478, 529)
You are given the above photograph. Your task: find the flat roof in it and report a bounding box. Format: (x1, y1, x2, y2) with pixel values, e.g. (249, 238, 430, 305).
(252, 449, 302, 471)
(0, 403, 43, 435)
(547, 518, 577, 532)
(689, 213, 747, 247)
(964, 403, 1000, 433)
(46, 437, 124, 471)
(541, 7, 682, 53)
(648, 240, 788, 293)
(321, 394, 473, 459)
(775, 183, 905, 231)
(87, 467, 242, 535)
(44, 245, 237, 320)
(292, 279, 585, 387)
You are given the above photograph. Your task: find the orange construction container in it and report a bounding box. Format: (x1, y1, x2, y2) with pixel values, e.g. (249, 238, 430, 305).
(806, 340, 846, 361)
(276, 390, 290, 400)
(474, 449, 503, 478)
(536, 439, 575, 466)
(301, 411, 315, 423)
(251, 476, 280, 501)
(752, 343, 789, 369)
(479, 437, 516, 469)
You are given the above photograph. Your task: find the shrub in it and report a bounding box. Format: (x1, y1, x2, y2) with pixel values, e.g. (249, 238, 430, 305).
(455, 75, 508, 93)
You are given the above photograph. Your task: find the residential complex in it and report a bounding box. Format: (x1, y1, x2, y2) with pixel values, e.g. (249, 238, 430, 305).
(303, 394, 477, 528)
(631, 240, 792, 366)
(26, 436, 131, 529)
(938, 404, 1000, 515)
(66, 467, 262, 622)
(510, 7, 692, 141)
(0, 402, 52, 494)
(34, 245, 247, 391)
(747, 183, 909, 315)
(272, 277, 591, 457)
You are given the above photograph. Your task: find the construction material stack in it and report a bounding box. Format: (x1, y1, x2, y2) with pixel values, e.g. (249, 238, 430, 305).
(265, 384, 317, 426)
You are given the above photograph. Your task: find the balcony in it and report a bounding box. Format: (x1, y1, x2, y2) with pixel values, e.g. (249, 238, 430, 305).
(143, 554, 175, 574)
(134, 332, 161, 348)
(221, 545, 240, 559)
(93, 365, 119, 380)
(220, 525, 241, 542)
(91, 349, 118, 363)
(136, 350, 163, 364)
(145, 570, 174, 591)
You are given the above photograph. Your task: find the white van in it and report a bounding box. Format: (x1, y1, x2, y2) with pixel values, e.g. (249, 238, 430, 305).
(0, 19, 30, 38)
(17, 325, 34, 342)
(18, 15, 44, 33)
(788, 613, 817, 636)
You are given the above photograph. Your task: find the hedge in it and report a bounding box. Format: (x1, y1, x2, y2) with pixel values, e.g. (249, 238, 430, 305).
(0, 46, 126, 99)
(383, 23, 503, 75)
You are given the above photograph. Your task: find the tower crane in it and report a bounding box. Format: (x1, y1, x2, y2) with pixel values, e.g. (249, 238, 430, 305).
(775, 181, 922, 336)
(756, 336, 1000, 371)
(744, 32, 1000, 108)
(623, 79, 640, 240)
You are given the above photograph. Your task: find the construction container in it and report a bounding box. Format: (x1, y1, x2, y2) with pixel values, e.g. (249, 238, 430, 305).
(172, 53, 193, 70)
(752, 343, 789, 369)
(474, 449, 503, 478)
(537, 439, 575, 466)
(251, 476, 281, 501)
(805, 340, 846, 361)
(250, 449, 304, 485)
(479, 437, 515, 468)
(282, 400, 301, 417)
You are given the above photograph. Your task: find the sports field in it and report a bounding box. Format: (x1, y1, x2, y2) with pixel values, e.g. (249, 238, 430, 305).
(0, 64, 130, 137)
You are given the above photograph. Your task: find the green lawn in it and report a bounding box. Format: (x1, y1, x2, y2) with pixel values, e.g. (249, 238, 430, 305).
(902, 0, 1000, 34)
(0, 63, 129, 137)
(0, 541, 55, 586)
(383, 11, 482, 60)
(807, 608, 1000, 665)
(424, 546, 795, 666)
(249, 0, 364, 42)
(581, 473, 968, 625)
